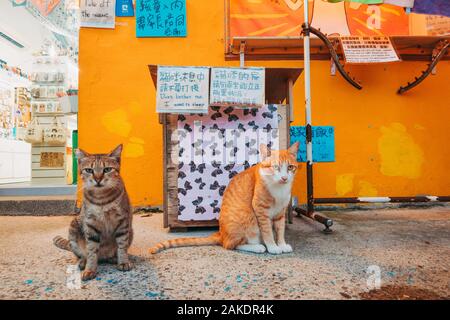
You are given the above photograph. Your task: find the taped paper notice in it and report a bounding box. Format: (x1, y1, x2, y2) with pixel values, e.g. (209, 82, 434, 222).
(80, 0, 116, 29)
(426, 15, 450, 36)
(136, 0, 187, 37)
(210, 67, 265, 108)
(156, 66, 210, 114)
(341, 36, 400, 64)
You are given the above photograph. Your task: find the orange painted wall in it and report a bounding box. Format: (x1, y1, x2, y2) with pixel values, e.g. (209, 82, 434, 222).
(78, 1, 450, 207)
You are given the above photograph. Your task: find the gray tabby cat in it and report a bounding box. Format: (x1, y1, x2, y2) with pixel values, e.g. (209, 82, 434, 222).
(53, 144, 133, 281)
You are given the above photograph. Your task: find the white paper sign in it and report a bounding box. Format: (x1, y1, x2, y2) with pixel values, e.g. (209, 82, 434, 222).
(80, 0, 116, 29)
(426, 15, 450, 36)
(341, 36, 400, 64)
(156, 66, 210, 114)
(210, 67, 265, 107)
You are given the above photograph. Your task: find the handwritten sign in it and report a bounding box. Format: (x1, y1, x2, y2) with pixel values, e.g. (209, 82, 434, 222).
(156, 66, 210, 114)
(340, 36, 400, 64)
(290, 126, 335, 162)
(80, 0, 116, 29)
(210, 67, 265, 107)
(136, 0, 187, 37)
(426, 15, 450, 36)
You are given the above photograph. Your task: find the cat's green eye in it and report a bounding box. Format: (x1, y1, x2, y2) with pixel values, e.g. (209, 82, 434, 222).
(272, 165, 280, 170)
(103, 167, 113, 173)
(84, 168, 94, 174)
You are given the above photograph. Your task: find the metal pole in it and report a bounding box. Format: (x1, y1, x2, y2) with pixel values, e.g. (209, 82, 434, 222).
(296, 2, 333, 234)
(303, 1, 314, 215)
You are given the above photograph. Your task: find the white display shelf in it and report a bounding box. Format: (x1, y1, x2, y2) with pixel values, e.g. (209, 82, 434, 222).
(32, 112, 65, 116)
(31, 97, 60, 101)
(59, 95, 78, 114)
(0, 139, 31, 184)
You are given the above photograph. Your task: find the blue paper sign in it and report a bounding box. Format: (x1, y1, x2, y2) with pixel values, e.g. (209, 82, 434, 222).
(290, 126, 335, 162)
(136, 0, 187, 37)
(116, 0, 134, 17)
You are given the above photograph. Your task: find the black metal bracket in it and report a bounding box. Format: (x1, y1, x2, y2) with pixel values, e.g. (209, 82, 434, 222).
(397, 40, 449, 94)
(293, 206, 334, 234)
(302, 23, 362, 90)
(329, 38, 340, 76)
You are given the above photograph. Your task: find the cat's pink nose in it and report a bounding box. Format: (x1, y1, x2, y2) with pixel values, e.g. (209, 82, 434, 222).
(93, 175, 103, 185)
(280, 176, 288, 182)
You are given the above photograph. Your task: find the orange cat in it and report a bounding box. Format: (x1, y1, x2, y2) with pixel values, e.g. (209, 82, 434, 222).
(149, 142, 300, 255)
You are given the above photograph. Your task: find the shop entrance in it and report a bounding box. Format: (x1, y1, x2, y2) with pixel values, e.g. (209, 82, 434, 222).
(0, 1, 79, 197)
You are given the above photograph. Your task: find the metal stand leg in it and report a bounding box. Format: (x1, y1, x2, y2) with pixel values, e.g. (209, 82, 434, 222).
(294, 206, 333, 234)
(287, 204, 294, 224)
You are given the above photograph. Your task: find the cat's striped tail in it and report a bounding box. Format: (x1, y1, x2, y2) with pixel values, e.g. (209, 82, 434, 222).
(53, 236, 71, 251)
(149, 232, 221, 254)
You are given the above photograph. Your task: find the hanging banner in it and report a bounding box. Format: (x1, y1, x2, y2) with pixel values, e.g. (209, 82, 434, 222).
(116, 0, 134, 17)
(156, 66, 210, 114)
(12, 0, 27, 7)
(210, 67, 265, 108)
(384, 0, 414, 7)
(80, 0, 116, 29)
(31, 0, 47, 14)
(31, 0, 62, 16)
(412, 0, 450, 18)
(230, 0, 312, 37)
(136, 0, 187, 37)
(327, 0, 383, 4)
(290, 126, 335, 162)
(45, 0, 61, 15)
(340, 36, 400, 63)
(229, 0, 449, 37)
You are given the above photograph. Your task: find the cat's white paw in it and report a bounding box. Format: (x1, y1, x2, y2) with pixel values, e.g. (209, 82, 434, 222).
(266, 244, 283, 255)
(279, 243, 293, 253)
(236, 244, 266, 253)
(253, 244, 267, 253)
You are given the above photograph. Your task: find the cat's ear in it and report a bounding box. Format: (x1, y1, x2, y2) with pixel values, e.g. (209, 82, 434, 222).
(259, 144, 271, 160)
(288, 141, 300, 157)
(108, 144, 123, 162)
(76, 149, 89, 161)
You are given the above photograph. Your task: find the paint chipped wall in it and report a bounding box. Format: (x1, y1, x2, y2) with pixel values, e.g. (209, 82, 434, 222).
(79, 2, 450, 206)
(312, 60, 450, 200)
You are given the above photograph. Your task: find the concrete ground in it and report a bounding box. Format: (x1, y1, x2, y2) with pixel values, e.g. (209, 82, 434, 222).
(0, 207, 449, 300)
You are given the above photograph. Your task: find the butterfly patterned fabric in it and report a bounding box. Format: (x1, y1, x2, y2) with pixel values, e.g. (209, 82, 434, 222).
(177, 105, 280, 221)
